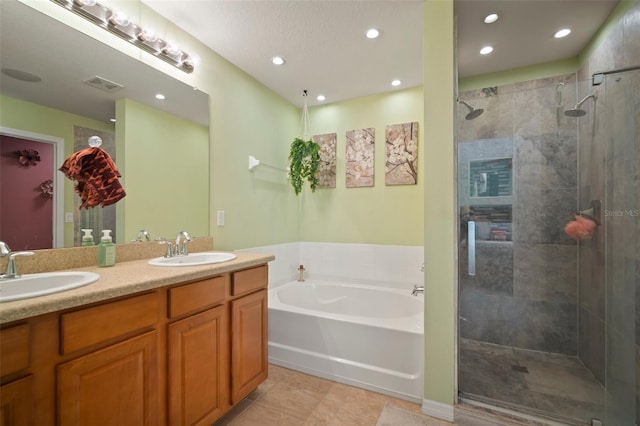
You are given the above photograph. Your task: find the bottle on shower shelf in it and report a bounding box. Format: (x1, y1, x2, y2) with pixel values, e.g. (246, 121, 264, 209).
(298, 265, 305, 282)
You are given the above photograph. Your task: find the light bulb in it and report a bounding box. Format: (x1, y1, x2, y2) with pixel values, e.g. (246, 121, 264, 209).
(480, 46, 494, 55)
(137, 28, 158, 43)
(109, 10, 130, 27)
(365, 28, 380, 39)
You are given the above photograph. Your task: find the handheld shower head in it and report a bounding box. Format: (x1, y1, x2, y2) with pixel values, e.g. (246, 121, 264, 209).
(564, 92, 597, 117)
(458, 99, 484, 120)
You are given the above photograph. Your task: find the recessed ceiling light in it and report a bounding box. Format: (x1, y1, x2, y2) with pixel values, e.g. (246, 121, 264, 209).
(484, 13, 499, 24)
(271, 56, 285, 65)
(480, 46, 494, 55)
(110, 118, 116, 123)
(391, 79, 402, 87)
(155, 93, 165, 100)
(317, 95, 326, 101)
(554, 28, 571, 38)
(365, 28, 380, 39)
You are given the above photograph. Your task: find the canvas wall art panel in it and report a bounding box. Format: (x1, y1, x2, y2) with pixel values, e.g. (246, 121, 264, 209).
(312, 132, 337, 188)
(346, 128, 375, 188)
(385, 122, 418, 185)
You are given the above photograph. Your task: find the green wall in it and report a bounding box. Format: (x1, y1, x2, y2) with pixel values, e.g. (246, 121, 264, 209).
(423, 0, 456, 408)
(0, 95, 114, 246)
(206, 56, 301, 250)
(302, 87, 424, 246)
(117, 99, 209, 243)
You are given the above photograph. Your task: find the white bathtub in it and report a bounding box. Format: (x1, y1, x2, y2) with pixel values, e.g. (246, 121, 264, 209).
(268, 280, 424, 403)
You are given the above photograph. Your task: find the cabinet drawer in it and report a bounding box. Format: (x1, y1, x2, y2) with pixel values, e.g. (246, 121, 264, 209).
(61, 292, 159, 355)
(168, 276, 226, 319)
(231, 265, 268, 296)
(0, 323, 30, 377)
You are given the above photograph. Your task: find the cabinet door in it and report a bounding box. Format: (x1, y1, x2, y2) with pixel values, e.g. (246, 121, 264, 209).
(231, 289, 268, 404)
(168, 305, 228, 426)
(0, 375, 33, 426)
(57, 331, 159, 426)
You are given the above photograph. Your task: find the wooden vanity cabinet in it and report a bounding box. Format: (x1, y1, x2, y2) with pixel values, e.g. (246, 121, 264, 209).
(167, 276, 229, 426)
(230, 265, 269, 404)
(57, 292, 162, 425)
(0, 263, 269, 426)
(0, 323, 33, 426)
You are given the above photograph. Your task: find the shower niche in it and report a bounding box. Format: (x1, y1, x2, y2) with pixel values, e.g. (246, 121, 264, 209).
(469, 157, 512, 198)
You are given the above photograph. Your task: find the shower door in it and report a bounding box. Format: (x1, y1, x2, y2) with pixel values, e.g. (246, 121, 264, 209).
(455, 70, 640, 424)
(583, 67, 639, 426)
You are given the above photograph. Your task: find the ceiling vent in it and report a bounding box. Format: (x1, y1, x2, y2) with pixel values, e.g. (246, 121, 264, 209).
(83, 75, 124, 92)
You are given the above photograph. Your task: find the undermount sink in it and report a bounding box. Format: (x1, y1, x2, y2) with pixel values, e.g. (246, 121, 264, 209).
(0, 271, 100, 303)
(148, 252, 237, 267)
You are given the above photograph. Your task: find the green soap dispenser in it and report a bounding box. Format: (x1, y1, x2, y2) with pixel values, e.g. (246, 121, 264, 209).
(97, 229, 116, 267)
(81, 229, 94, 246)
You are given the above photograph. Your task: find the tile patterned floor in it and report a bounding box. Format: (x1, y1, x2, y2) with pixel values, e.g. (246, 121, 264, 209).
(214, 364, 453, 426)
(459, 339, 606, 424)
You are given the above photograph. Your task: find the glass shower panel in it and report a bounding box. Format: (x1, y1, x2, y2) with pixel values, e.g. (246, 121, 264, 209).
(599, 69, 638, 425)
(458, 76, 610, 424)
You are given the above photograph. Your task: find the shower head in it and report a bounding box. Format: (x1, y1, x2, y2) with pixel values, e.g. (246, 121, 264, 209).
(458, 99, 484, 120)
(564, 92, 597, 118)
(564, 108, 587, 117)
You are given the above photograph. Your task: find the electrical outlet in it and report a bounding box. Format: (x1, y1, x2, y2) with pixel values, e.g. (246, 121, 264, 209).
(217, 211, 225, 226)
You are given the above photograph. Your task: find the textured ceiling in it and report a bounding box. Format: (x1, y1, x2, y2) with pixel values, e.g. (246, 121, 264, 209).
(144, 0, 620, 107)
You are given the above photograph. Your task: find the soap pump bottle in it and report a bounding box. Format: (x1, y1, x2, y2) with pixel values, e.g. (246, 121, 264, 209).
(81, 229, 94, 246)
(97, 229, 116, 267)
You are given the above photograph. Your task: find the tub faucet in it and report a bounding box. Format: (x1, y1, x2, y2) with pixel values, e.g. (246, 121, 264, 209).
(0, 241, 35, 279)
(411, 285, 424, 296)
(175, 231, 192, 256)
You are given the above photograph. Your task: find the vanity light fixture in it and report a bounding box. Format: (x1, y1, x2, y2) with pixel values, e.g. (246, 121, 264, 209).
(554, 28, 571, 38)
(480, 46, 494, 55)
(50, 0, 196, 73)
(391, 79, 402, 87)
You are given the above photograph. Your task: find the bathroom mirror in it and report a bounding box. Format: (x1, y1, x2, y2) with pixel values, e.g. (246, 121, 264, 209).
(0, 0, 210, 248)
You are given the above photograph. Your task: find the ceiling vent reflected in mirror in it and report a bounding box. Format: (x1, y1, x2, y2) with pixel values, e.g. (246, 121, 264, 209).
(83, 75, 124, 93)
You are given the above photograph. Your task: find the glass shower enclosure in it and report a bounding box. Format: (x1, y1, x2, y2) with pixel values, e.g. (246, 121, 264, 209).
(456, 68, 638, 425)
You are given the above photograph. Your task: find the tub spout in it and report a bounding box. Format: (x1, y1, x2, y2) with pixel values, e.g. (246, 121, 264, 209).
(411, 285, 424, 296)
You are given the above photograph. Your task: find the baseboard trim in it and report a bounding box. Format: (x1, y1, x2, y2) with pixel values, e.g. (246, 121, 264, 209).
(422, 399, 454, 422)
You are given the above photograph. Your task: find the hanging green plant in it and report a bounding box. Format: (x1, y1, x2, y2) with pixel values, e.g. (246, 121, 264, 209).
(288, 137, 320, 196)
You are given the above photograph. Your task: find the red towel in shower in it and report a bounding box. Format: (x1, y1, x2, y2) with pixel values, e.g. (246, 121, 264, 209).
(59, 147, 126, 209)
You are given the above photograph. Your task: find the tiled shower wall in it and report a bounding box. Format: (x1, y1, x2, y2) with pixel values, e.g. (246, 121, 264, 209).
(575, 1, 640, 423)
(458, 73, 579, 355)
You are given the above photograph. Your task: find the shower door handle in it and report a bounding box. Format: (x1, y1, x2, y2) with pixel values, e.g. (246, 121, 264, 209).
(468, 221, 476, 276)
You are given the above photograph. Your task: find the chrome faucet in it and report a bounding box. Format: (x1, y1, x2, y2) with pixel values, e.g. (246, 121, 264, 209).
(411, 285, 424, 296)
(174, 231, 192, 256)
(134, 229, 151, 242)
(0, 241, 35, 279)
